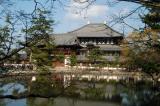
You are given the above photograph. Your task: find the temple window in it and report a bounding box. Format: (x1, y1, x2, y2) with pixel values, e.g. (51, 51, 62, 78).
(107, 40, 109, 44)
(111, 40, 113, 44)
(93, 40, 96, 45)
(81, 42, 84, 44)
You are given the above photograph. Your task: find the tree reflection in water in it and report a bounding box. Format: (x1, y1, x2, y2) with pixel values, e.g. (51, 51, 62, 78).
(27, 98, 54, 106)
(0, 98, 6, 106)
(0, 75, 159, 106)
(28, 75, 63, 97)
(120, 81, 160, 106)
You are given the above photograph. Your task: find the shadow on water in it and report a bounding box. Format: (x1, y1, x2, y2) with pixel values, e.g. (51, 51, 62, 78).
(0, 74, 159, 106)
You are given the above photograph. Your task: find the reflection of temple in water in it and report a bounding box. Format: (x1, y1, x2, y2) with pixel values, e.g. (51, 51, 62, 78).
(52, 73, 144, 88)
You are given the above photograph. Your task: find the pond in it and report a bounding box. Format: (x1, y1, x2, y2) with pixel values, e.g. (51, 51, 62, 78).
(0, 74, 159, 106)
(0, 97, 120, 106)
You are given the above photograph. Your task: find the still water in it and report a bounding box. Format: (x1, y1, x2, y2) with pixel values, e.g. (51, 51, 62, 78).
(0, 74, 159, 106)
(1, 97, 120, 106)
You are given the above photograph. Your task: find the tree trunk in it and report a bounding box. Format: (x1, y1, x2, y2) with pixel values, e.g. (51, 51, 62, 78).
(29, 51, 32, 63)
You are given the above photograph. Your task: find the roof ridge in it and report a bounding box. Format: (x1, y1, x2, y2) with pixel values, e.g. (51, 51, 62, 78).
(54, 23, 124, 37)
(68, 23, 106, 33)
(68, 23, 124, 36)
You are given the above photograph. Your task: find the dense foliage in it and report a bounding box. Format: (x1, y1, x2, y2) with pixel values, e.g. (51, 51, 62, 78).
(70, 54, 77, 67)
(24, 9, 54, 71)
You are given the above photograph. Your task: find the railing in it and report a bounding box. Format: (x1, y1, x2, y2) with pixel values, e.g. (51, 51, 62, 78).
(2, 64, 34, 72)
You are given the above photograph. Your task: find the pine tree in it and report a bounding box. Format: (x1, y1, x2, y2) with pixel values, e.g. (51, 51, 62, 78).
(141, 5, 160, 30)
(25, 9, 55, 71)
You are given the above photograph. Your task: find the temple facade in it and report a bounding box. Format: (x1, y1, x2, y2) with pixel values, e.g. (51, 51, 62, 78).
(53, 23, 124, 67)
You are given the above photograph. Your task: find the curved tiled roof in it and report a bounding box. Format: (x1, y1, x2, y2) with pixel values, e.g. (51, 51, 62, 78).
(53, 23, 123, 45)
(69, 23, 123, 37)
(54, 33, 77, 45)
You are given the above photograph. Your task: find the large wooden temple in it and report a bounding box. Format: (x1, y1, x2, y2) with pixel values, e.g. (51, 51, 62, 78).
(53, 23, 124, 67)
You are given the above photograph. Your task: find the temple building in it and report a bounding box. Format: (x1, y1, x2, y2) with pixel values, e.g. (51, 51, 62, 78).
(53, 23, 124, 67)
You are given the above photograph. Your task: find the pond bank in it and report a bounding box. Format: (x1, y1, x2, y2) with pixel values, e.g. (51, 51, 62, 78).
(0, 69, 153, 82)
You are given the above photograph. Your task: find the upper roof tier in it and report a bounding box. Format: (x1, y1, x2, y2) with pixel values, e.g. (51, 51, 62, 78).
(53, 23, 124, 45)
(68, 23, 123, 37)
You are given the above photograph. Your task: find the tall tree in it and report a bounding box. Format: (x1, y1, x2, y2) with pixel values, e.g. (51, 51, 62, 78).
(0, 14, 17, 63)
(121, 30, 160, 85)
(24, 9, 55, 71)
(140, 0, 160, 30)
(119, 0, 160, 85)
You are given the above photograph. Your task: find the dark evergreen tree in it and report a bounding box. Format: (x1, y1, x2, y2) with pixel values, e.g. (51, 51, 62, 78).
(25, 9, 55, 71)
(141, 3, 160, 30)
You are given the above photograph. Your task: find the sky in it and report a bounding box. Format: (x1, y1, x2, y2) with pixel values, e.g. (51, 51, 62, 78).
(53, 0, 145, 34)
(2, 0, 146, 35)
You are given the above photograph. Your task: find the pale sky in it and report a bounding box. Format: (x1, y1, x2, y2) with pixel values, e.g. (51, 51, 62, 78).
(52, 0, 145, 34)
(1, 0, 146, 35)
